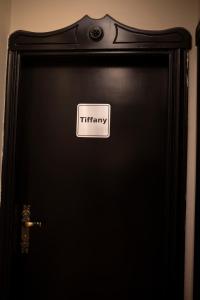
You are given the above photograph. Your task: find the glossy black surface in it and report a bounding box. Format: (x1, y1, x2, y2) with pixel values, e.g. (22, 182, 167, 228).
(16, 54, 168, 299)
(0, 15, 191, 300)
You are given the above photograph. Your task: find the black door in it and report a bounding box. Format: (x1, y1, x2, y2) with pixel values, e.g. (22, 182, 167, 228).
(1, 15, 191, 300)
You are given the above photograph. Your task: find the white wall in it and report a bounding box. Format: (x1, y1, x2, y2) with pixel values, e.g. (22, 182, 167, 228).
(0, 0, 11, 202)
(0, 1, 199, 299)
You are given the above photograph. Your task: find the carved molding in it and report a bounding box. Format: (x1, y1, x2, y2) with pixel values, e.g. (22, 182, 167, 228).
(9, 14, 191, 51)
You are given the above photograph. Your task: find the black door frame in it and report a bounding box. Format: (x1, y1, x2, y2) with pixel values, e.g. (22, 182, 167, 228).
(194, 22, 200, 300)
(0, 15, 191, 300)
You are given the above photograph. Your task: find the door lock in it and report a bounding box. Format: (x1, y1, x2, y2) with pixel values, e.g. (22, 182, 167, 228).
(21, 205, 42, 254)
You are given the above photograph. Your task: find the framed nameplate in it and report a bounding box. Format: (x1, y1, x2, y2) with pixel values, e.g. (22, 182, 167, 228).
(76, 103, 111, 138)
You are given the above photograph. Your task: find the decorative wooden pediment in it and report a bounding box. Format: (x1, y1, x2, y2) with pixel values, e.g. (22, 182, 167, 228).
(9, 14, 191, 51)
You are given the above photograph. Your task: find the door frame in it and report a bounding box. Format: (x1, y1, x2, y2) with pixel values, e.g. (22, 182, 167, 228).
(194, 22, 200, 300)
(0, 15, 191, 299)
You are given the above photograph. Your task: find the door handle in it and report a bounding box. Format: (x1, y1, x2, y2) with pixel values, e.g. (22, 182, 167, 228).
(23, 221, 42, 228)
(21, 205, 42, 254)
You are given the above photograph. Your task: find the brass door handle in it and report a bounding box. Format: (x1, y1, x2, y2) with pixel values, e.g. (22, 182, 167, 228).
(23, 221, 42, 228)
(21, 205, 42, 254)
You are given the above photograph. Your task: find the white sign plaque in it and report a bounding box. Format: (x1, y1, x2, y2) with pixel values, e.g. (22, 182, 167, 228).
(76, 104, 111, 138)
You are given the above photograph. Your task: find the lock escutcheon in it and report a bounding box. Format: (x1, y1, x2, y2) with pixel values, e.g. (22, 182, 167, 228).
(21, 205, 42, 254)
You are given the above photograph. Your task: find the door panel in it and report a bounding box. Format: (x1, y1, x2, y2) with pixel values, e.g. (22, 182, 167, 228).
(12, 54, 169, 299)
